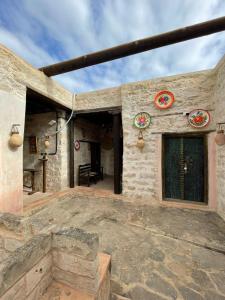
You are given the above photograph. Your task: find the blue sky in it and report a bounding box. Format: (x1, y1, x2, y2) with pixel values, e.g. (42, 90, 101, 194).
(0, 0, 224, 93)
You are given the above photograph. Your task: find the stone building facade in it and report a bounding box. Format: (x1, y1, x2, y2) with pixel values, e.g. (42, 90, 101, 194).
(0, 44, 225, 221)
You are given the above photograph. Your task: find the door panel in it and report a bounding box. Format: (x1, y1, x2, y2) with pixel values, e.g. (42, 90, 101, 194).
(164, 136, 206, 202)
(183, 137, 204, 201)
(164, 137, 182, 200)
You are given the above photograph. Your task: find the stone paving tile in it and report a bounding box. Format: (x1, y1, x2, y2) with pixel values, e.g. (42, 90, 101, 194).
(21, 195, 225, 299)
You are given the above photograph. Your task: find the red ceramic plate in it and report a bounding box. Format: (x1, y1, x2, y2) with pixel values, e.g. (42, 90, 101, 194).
(154, 90, 175, 109)
(188, 109, 210, 128)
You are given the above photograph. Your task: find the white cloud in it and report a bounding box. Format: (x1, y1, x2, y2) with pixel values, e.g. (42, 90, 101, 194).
(0, 0, 224, 93)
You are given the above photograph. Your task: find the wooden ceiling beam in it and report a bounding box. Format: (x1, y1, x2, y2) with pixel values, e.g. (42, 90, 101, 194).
(39, 16, 225, 77)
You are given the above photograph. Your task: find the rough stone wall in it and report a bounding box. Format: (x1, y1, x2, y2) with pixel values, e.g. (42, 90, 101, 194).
(214, 55, 225, 221)
(23, 112, 69, 192)
(0, 228, 110, 300)
(75, 86, 121, 111)
(121, 70, 216, 200)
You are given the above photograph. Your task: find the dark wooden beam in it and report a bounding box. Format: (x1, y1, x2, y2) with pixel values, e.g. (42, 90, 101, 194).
(39, 16, 225, 76)
(69, 117, 75, 188)
(113, 111, 122, 194)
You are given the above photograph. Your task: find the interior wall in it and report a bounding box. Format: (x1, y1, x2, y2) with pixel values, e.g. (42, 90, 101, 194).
(74, 118, 114, 185)
(23, 111, 69, 192)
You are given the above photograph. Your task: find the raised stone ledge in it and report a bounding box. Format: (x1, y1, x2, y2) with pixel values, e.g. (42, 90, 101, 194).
(52, 227, 99, 260)
(0, 234, 51, 296)
(0, 227, 110, 299)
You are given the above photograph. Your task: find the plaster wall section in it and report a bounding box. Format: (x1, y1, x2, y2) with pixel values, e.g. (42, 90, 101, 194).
(75, 86, 121, 111)
(214, 55, 225, 221)
(0, 47, 26, 214)
(121, 70, 216, 200)
(0, 45, 72, 213)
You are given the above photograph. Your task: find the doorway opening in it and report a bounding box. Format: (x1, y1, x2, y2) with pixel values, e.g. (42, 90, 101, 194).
(163, 134, 208, 203)
(23, 88, 67, 206)
(74, 110, 123, 194)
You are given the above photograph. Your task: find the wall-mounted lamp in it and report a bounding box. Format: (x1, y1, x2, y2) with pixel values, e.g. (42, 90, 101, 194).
(215, 123, 225, 146)
(9, 124, 23, 148)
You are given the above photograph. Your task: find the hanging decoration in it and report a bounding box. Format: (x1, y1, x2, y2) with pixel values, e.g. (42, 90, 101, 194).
(133, 112, 151, 150)
(74, 140, 80, 151)
(9, 124, 23, 148)
(154, 90, 175, 109)
(133, 112, 151, 129)
(188, 109, 210, 128)
(136, 130, 145, 149)
(215, 123, 225, 146)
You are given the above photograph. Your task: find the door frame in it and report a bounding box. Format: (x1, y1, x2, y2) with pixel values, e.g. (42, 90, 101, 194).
(162, 133, 208, 204)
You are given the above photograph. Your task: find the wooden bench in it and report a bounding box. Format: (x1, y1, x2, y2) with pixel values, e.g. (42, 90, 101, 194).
(78, 164, 97, 187)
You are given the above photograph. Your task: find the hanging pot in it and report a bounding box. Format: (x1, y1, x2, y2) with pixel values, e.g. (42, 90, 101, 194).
(9, 132, 23, 147)
(136, 131, 145, 149)
(215, 129, 225, 146)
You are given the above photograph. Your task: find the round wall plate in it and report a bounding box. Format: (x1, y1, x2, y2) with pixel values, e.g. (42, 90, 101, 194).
(133, 112, 151, 129)
(188, 109, 210, 128)
(74, 140, 80, 150)
(154, 90, 175, 109)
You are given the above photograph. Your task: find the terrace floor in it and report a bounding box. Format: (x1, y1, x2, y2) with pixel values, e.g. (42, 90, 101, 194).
(20, 189, 225, 300)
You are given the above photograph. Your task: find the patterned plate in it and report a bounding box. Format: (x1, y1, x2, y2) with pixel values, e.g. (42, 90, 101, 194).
(188, 109, 210, 128)
(154, 90, 175, 109)
(133, 112, 151, 129)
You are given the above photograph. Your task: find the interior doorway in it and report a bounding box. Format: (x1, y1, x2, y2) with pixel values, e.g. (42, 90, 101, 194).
(75, 109, 123, 194)
(163, 134, 207, 203)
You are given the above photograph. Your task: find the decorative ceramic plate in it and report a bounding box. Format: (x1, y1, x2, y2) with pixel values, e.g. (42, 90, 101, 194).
(133, 112, 151, 129)
(74, 140, 80, 150)
(154, 90, 175, 109)
(188, 109, 210, 128)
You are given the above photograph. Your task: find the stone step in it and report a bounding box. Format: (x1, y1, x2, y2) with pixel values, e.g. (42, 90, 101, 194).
(41, 252, 111, 300)
(112, 293, 131, 300)
(40, 281, 94, 300)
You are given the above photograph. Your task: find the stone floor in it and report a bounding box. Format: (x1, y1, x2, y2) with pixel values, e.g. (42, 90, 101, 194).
(2, 191, 225, 299)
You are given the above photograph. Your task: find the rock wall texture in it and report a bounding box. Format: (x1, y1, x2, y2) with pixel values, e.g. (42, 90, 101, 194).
(214, 55, 225, 220)
(121, 70, 216, 200)
(75, 87, 121, 111)
(24, 111, 69, 192)
(0, 228, 111, 300)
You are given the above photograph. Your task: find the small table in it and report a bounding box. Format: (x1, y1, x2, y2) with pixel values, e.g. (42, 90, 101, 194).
(23, 169, 39, 195)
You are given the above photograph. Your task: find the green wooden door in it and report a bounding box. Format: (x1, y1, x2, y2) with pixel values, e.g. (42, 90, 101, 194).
(164, 136, 205, 202)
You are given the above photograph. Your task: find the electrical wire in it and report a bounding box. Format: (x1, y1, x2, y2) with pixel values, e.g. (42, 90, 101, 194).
(45, 93, 75, 137)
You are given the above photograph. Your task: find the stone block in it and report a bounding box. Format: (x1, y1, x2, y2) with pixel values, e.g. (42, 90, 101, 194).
(52, 228, 99, 260)
(0, 234, 51, 296)
(4, 237, 24, 252)
(26, 272, 52, 300)
(1, 276, 26, 300)
(52, 266, 98, 294)
(25, 253, 52, 296)
(52, 250, 98, 279)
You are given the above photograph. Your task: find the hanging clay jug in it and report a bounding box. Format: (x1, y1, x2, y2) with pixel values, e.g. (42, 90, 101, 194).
(215, 129, 225, 146)
(136, 131, 145, 149)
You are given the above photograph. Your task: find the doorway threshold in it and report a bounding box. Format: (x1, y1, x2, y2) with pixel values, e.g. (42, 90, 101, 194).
(160, 198, 212, 211)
